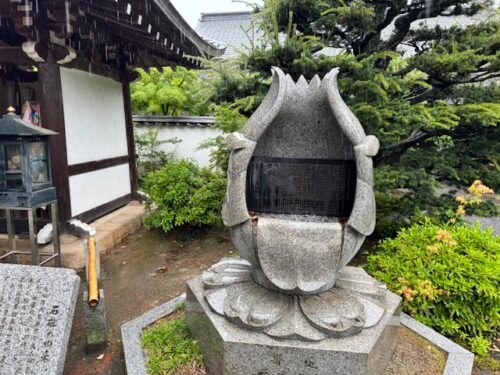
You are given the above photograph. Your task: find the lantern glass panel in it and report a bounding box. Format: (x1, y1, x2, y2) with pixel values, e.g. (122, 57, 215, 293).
(29, 142, 49, 189)
(5, 143, 24, 190)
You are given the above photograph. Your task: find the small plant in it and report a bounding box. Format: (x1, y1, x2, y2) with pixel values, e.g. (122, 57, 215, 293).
(143, 159, 226, 233)
(452, 180, 496, 222)
(135, 127, 181, 184)
(365, 219, 500, 355)
(141, 316, 203, 375)
(198, 103, 248, 172)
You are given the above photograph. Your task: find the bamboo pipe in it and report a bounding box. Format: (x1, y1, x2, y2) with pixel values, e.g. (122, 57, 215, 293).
(87, 237, 99, 308)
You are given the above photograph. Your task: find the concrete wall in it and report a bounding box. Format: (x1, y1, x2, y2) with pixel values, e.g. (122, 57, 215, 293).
(134, 125, 222, 167)
(60, 67, 130, 216)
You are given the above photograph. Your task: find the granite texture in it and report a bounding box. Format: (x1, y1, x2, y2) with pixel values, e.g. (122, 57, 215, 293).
(218, 68, 382, 341)
(255, 217, 342, 294)
(251, 74, 355, 160)
(202, 259, 392, 341)
(222, 68, 379, 282)
(121, 294, 185, 375)
(187, 274, 402, 375)
(0, 264, 80, 375)
(83, 289, 108, 353)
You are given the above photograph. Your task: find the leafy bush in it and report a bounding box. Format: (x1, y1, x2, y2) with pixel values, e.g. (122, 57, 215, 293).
(142, 316, 202, 374)
(365, 220, 500, 355)
(143, 159, 226, 233)
(131, 67, 211, 116)
(135, 127, 181, 185)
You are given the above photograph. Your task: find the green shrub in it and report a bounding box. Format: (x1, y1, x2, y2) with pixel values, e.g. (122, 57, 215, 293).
(141, 316, 202, 375)
(135, 127, 181, 185)
(365, 220, 500, 354)
(143, 159, 226, 233)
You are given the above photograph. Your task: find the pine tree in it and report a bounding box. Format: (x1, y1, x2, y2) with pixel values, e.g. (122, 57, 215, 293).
(204, 0, 499, 236)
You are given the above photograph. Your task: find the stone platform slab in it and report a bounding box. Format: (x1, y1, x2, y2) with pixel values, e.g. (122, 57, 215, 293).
(0, 201, 145, 270)
(186, 274, 402, 375)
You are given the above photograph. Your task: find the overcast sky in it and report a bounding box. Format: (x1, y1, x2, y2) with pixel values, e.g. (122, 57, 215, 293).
(170, 0, 257, 28)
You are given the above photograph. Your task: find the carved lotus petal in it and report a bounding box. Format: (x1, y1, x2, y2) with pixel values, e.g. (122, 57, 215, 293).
(336, 266, 387, 302)
(264, 297, 327, 342)
(223, 281, 290, 329)
(203, 259, 388, 341)
(256, 217, 342, 294)
(299, 289, 366, 338)
(202, 258, 252, 289)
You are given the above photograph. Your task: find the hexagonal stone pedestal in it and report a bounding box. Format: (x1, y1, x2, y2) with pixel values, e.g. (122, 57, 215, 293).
(186, 272, 402, 375)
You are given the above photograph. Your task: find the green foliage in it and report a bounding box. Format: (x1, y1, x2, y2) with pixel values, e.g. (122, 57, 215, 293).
(469, 336, 492, 357)
(134, 127, 181, 185)
(198, 104, 248, 172)
(365, 220, 500, 354)
(475, 354, 500, 372)
(198, 0, 499, 234)
(131, 67, 210, 116)
(141, 316, 202, 375)
(205, 60, 268, 113)
(142, 159, 226, 233)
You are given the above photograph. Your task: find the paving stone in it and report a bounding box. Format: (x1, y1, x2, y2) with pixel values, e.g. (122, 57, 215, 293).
(94, 231, 116, 256)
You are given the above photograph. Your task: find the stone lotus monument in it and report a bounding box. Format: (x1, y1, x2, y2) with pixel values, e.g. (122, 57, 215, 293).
(186, 67, 402, 375)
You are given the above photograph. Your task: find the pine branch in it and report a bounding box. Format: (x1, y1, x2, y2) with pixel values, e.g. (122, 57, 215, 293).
(382, 0, 480, 51)
(375, 128, 447, 164)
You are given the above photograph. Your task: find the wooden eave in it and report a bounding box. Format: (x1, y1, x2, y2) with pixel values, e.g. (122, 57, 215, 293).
(0, 0, 224, 72)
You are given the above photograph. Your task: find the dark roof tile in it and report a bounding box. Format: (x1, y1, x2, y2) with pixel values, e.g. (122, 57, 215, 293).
(133, 115, 215, 127)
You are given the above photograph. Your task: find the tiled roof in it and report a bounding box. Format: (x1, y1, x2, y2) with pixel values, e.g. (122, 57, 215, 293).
(195, 9, 497, 59)
(195, 11, 261, 58)
(133, 115, 215, 127)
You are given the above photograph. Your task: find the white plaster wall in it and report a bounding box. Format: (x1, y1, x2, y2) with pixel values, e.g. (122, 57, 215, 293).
(60, 67, 128, 165)
(69, 164, 131, 216)
(135, 125, 223, 166)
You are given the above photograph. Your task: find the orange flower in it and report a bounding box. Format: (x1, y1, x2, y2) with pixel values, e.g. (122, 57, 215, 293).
(456, 205, 466, 216)
(436, 229, 458, 246)
(402, 286, 417, 302)
(468, 180, 494, 197)
(436, 229, 452, 242)
(455, 195, 467, 204)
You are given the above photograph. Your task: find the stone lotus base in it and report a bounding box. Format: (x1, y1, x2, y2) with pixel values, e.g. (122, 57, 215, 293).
(186, 271, 402, 375)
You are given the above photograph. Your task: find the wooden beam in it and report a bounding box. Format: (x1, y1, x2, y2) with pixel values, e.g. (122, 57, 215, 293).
(66, 54, 122, 81)
(68, 156, 129, 176)
(122, 81, 138, 199)
(74, 194, 131, 224)
(38, 52, 72, 226)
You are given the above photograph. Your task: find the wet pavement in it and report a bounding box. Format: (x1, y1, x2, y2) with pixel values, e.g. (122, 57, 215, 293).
(63, 227, 235, 375)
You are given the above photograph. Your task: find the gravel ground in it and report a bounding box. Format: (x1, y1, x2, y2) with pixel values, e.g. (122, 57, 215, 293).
(385, 326, 446, 375)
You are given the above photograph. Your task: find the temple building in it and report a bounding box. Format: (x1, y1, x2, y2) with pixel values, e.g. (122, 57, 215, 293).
(0, 0, 222, 231)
